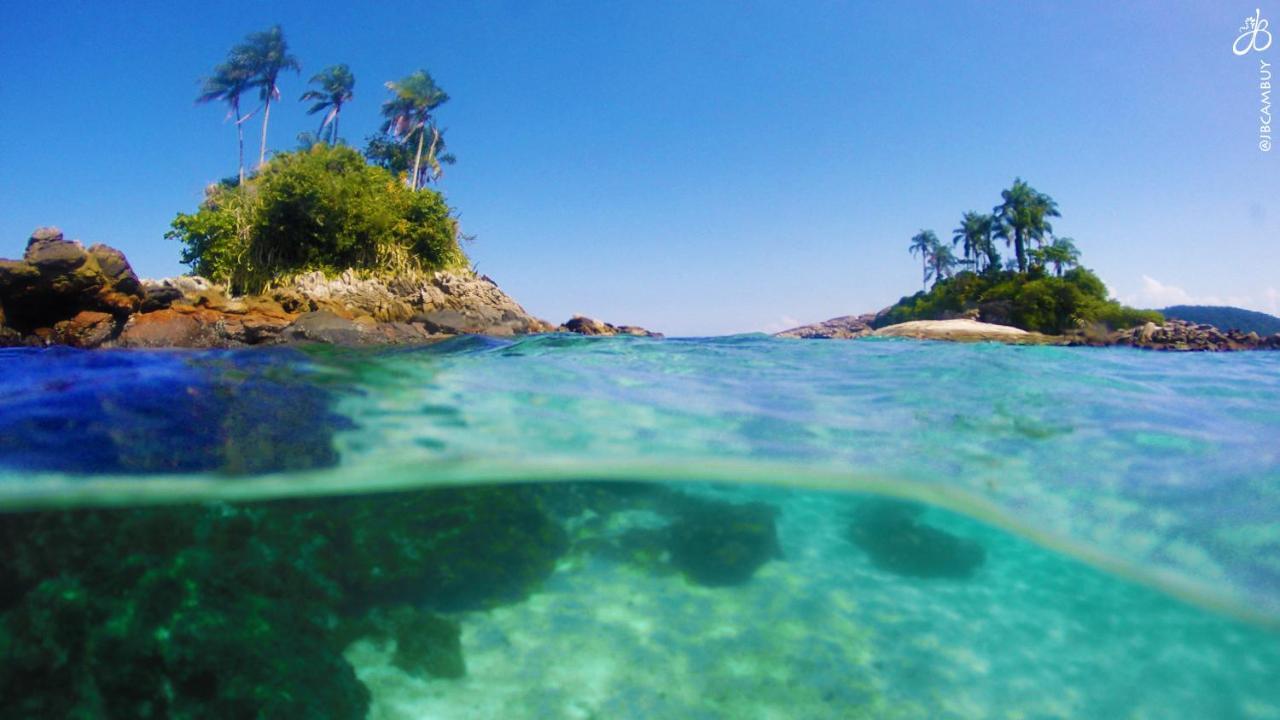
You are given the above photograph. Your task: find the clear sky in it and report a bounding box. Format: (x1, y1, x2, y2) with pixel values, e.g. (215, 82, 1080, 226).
(1, 1, 1275, 335)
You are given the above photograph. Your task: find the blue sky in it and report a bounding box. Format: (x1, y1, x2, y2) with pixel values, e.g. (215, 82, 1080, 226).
(1, 1, 1275, 335)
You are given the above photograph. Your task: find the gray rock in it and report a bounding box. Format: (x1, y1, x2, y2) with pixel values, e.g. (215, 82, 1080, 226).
(282, 311, 371, 345)
(27, 227, 64, 246)
(24, 236, 88, 273)
(775, 314, 875, 339)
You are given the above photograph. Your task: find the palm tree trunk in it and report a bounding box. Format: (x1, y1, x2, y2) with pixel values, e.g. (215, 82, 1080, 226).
(1015, 230, 1026, 273)
(332, 111, 340, 145)
(411, 127, 425, 191)
(233, 100, 245, 185)
(259, 95, 272, 166)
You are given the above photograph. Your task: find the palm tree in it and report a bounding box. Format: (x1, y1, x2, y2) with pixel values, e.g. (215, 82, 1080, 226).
(364, 130, 456, 186)
(196, 55, 257, 184)
(909, 230, 938, 290)
(381, 70, 450, 190)
(929, 242, 957, 286)
(236, 25, 301, 166)
(993, 178, 1060, 273)
(952, 211, 996, 273)
(301, 64, 354, 145)
(1036, 236, 1081, 277)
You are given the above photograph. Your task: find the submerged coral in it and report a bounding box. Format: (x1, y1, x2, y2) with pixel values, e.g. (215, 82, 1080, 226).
(668, 500, 782, 587)
(0, 484, 570, 717)
(847, 500, 986, 579)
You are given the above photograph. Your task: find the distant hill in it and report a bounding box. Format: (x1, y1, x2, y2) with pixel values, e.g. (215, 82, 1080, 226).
(1161, 305, 1280, 335)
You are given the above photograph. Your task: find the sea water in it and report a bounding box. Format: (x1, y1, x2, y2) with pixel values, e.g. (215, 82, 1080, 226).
(1, 336, 1278, 719)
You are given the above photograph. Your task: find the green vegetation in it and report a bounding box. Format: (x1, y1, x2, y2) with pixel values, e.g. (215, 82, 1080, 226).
(168, 143, 465, 294)
(895, 179, 1160, 333)
(187, 29, 467, 290)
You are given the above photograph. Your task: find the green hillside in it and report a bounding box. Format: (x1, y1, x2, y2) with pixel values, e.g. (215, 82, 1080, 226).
(1161, 305, 1280, 335)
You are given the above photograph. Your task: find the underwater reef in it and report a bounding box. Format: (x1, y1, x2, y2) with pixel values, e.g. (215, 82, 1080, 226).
(847, 500, 987, 580)
(0, 486, 565, 719)
(0, 481, 787, 716)
(549, 483, 783, 587)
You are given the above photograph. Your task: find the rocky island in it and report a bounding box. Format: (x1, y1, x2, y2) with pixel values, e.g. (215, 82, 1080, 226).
(0, 227, 658, 349)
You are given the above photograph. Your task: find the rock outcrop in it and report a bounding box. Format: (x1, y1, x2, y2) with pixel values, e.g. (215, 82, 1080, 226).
(775, 314, 876, 339)
(557, 315, 662, 337)
(1070, 320, 1280, 352)
(1, 227, 659, 349)
(0, 228, 145, 347)
(872, 319, 1061, 344)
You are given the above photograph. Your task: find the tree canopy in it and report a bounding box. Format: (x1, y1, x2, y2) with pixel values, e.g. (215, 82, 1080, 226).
(168, 144, 466, 294)
(897, 181, 1157, 333)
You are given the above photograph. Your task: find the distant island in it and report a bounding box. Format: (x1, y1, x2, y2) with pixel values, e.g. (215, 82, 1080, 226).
(776, 179, 1279, 351)
(1160, 306, 1280, 337)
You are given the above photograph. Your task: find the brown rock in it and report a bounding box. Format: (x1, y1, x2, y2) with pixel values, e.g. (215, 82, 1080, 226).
(52, 310, 117, 349)
(115, 308, 226, 348)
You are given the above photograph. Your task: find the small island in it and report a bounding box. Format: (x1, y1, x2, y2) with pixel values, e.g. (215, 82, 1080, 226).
(778, 179, 1280, 351)
(0, 29, 655, 349)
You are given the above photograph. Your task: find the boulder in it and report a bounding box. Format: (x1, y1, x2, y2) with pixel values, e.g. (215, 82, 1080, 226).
(559, 314, 662, 337)
(0, 228, 145, 339)
(52, 311, 118, 349)
(281, 311, 373, 345)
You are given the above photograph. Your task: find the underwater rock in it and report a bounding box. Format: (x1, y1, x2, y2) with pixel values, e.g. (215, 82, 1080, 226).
(0, 504, 369, 720)
(668, 499, 782, 587)
(0, 483, 582, 716)
(847, 500, 986, 579)
(326, 486, 570, 612)
(338, 605, 465, 679)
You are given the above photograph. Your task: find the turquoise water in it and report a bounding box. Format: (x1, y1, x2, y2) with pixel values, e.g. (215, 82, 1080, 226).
(1, 336, 1279, 718)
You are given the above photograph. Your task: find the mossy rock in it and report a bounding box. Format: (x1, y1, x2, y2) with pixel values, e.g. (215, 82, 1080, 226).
(668, 500, 782, 587)
(338, 605, 465, 679)
(320, 485, 569, 612)
(0, 504, 365, 720)
(847, 500, 986, 579)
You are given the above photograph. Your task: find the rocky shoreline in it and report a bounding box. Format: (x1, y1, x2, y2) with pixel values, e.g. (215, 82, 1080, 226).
(0, 228, 660, 349)
(777, 313, 1280, 351)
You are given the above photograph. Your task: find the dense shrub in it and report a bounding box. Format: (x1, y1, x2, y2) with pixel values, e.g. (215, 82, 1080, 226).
(168, 143, 466, 294)
(878, 267, 1162, 334)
